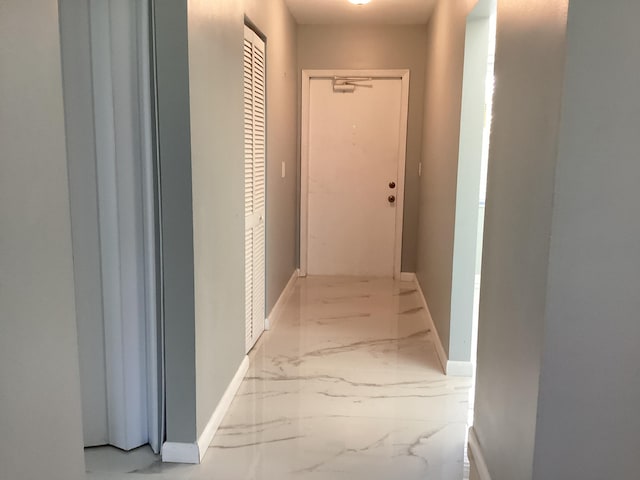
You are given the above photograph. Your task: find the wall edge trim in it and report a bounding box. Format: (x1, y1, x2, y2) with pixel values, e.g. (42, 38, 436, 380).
(161, 442, 200, 464)
(446, 360, 474, 377)
(265, 269, 299, 330)
(468, 426, 493, 480)
(414, 276, 449, 374)
(196, 355, 250, 462)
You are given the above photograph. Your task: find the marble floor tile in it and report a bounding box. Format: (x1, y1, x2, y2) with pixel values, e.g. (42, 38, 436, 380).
(85, 445, 160, 475)
(204, 416, 468, 480)
(86, 276, 473, 480)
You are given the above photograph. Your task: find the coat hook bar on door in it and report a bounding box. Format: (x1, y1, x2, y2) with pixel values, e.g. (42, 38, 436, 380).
(332, 76, 373, 92)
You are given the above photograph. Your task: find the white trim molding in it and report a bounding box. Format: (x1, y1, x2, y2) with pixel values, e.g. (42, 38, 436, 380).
(468, 427, 492, 480)
(161, 442, 199, 464)
(196, 355, 250, 462)
(446, 360, 474, 377)
(413, 275, 475, 377)
(300, 69, 410, 278)
(413, 276, 449, 374)
(400, 272, 416, 282)
(161, 356, 250, 464)
(265, 269, 299, 330)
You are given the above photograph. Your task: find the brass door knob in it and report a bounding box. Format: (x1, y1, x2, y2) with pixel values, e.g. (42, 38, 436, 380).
(388, 195, 396, 204)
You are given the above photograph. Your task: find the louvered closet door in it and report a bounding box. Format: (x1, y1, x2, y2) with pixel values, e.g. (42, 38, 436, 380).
(244, 26, 266, 353)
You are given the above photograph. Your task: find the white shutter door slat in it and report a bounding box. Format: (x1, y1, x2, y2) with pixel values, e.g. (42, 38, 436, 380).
(252, 34, 266, 222)
(244, 28, 255, 351)
(244, 25, 266, 353)
(243, 33, 254, 223)
(252, 222, 266, 336)
(245, 228, 253, 348)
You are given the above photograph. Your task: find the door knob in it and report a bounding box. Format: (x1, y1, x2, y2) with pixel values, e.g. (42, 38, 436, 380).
(389, 181, 396, 189)
(388, 195, 396, 204)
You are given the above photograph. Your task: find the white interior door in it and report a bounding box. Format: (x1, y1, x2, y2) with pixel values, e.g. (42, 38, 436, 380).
(90, 0, 149, 452)
(306, 77, 405, 277)
(66, 0, 160, 453)
(244, 26, 267, 352)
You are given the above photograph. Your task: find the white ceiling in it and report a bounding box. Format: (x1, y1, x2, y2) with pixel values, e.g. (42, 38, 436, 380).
(284, 0, 438, 25)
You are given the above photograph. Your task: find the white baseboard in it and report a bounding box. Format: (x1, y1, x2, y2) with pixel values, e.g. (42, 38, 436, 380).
(400, 272, 416, 282)
(413, 276, 449, 374)
(161, 442, 200, 464)
(196, 355, 250, 461)
(468, 427, 492, 480)
(265, 269, 299, 330)
(412, 276, 474, 378)
(161, 355, 249, 464)
(446, 360, 474, 377)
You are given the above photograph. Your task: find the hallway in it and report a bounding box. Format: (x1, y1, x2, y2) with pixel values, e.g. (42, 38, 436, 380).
(87, 276, 473, 479)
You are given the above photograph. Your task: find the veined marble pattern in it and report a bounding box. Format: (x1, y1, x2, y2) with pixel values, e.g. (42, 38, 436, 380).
(86, 276, 473, 480)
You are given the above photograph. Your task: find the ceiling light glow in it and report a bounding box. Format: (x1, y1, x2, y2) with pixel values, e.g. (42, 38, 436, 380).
(349, 0, 371, 5)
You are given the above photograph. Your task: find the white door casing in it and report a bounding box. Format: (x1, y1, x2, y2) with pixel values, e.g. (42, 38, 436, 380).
(244, 26, 267, 352)
(300, 70, 410, 278)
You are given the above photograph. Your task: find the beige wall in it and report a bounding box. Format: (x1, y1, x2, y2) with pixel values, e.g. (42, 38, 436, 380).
(188, 0, 248, 438)
(298, 25, 428, 272)
(58, 0, 110, 445)
(474, 2, 640, 478)
(472, 0, 569, 478)
(532, 1, 640, 477)
(0, 1, 85, 478)
(187, 0, 298, 436)
(415, 0, 469, 357)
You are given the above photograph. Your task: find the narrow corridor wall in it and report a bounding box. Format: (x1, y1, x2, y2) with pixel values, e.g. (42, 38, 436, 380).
(58, 0, 109, 445)
(448, 9, 493, 368)
(187, 0, 248, 438)
(532, 1, 640, 477)
(472, 0, 569, 478)
(415, 0, 469, 358)
(153, 0, 198, 445)
(0, 1, 85, 478)
(186, 0, 300, 438)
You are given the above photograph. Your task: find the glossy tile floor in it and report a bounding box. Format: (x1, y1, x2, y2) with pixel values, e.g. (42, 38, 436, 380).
(87, 276, 474, 479)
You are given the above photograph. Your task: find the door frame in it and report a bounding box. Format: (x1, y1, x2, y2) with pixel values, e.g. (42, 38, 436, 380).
(300, 69, 410, 279)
